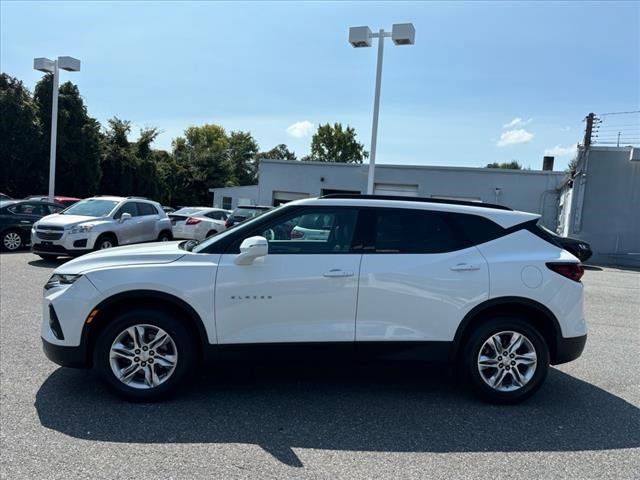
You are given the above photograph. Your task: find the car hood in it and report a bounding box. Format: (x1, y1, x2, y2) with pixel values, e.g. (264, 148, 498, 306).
(55, 241, 186, 274)
(36, 213, 104, 227)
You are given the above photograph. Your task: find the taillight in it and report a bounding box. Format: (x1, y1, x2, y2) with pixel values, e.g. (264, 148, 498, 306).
(225, 219, 232, 228)
(546, 262, 584, 282)
(185, 217, 201, 225)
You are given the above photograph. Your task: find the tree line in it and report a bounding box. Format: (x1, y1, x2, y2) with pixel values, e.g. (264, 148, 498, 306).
(0, 73, 368, 206)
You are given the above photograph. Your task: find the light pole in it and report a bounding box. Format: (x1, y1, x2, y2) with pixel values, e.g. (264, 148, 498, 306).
(33, 56, 81, 202)
(349, 23, 415, 194)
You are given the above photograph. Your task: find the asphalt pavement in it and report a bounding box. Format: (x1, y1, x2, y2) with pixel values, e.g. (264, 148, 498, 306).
(1, 252, 638, 479)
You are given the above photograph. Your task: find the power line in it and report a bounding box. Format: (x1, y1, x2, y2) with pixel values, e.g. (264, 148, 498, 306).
(598, 110, 640, 116)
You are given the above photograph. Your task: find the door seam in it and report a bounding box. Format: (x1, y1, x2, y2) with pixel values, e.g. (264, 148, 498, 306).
(353, 253, 364, 342)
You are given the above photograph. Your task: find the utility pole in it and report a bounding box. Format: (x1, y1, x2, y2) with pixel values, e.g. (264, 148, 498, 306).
(617, 131, 621, 147)
(583, 112, 595, 148)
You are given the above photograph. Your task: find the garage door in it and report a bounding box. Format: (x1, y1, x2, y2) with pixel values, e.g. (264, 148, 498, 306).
(272, 191, 310, 206)
(373, 183, 419, 197)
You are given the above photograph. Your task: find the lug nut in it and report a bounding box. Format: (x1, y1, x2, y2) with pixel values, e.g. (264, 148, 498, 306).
(510, 353, 515, 358)
(503, 351, 508, 356)
(135, 349, 140, 354)
(511, 361, 516, 366)
(149, 359, 154, 364)
(499, 363, 503, 368)
(498, 356, 502, 361)
(134, 357, 140, 362)
(142, 346, 148, 351)
(149, 350, 155, 356)
(141, 361, 147, 367)
(506, 366, 511, 370)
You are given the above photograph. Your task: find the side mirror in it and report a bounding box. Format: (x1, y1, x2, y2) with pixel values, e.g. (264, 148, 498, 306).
(119, 212, 132, 223)
(235, 236, 268, 265)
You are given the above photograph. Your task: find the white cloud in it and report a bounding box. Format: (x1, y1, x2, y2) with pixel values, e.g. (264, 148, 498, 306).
(544, 144, 576, 157)
(503, 117, 532, 129)
(286, 120, 314, 138)
(497, 128, 534, 147)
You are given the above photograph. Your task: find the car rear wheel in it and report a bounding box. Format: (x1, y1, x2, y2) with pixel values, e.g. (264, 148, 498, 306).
(94, 234, 117, 251)
(461, 317, 549, 403)
(157, 231, 172, 242)
(2, 230, 23, 251)
(94, 308, 196, 401)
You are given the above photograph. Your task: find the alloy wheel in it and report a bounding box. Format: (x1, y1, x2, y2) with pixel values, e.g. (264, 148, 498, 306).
(3, 232, 22, 250)
(477, 330, 537, 392)
(109, 324, 178, 389)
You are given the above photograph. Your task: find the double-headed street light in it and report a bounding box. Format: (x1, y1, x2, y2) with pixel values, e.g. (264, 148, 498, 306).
(34, 56, 81, 202)
(349, 23, 415, 194)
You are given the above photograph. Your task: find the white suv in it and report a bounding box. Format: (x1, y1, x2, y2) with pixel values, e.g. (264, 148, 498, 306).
(40, 195, 587, 403)
(31, 196, 172, 259)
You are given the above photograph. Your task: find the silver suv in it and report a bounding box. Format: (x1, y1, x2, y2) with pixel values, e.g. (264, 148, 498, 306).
(31, 196, 172, 259)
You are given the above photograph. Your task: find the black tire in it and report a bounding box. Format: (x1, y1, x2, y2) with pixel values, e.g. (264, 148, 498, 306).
(2, 229, 24, 251)
(94, 308, 196, 401)
(157, 231, 172, 242)
(460, 316, 549, 404)
(94, 233, 118, 251)
(38, 254, 58, 261)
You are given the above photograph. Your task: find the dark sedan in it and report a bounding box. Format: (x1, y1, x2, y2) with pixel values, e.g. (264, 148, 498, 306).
(0, 200, 65, 251)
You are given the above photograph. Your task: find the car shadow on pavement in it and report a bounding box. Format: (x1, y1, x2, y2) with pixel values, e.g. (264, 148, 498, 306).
(35, 364, 639, 467)
(27, 257, 70, 268)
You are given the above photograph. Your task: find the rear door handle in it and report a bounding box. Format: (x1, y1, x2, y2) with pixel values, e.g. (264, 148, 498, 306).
(450, 263, 481, 271)
(323, 269, 354, 278)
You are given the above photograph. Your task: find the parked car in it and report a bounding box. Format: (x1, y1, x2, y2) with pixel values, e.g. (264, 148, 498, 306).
(0, 200, 65, 251)
(170, 207, 231, 242)
(40, 195, 587, 403)
(224, 205, 272, 228)
(539, 225, 592, 262)
(162, 206, 175, 214)
(31, 196, 172, 260)
(25, 195, 81, 207)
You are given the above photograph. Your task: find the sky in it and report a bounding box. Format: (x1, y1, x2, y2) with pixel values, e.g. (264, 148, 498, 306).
(1, 1, 639, 171)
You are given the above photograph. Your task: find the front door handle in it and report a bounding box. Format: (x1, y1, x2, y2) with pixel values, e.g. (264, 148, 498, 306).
(323, 269, 355, 278)
(450, 263, 481, 271)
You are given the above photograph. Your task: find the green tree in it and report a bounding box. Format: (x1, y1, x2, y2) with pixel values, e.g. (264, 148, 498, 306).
(0, 73, 44, 196)
(133, 127, 162, 200)
(171, 124, 231, 205)
(256, 144, 297, 161)
(99, 118, 136, 196)
(486, 161, 523, 170)
(34, 74, 102, 197)
(308, 123, 368, 163)
(227, 131, 259, 185)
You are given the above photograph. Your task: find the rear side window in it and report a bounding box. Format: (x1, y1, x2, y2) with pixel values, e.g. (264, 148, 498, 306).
(374, 209, 459, 253)
(136, 202, 157, 216)
(205, 211, 227, 220)
(446, 212, 504, 248)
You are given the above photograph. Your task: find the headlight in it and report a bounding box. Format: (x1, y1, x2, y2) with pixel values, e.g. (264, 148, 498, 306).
(68, 224, 94, 234)
(45, 274, 81, 290)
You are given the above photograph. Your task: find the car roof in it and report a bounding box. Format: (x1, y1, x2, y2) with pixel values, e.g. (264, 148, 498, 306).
(288, 196, 539, 229)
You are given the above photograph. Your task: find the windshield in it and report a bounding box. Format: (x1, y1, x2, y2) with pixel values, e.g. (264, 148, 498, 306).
(62, 199, 119, 217)
(231, 207, 268, 219)
(192, 206, 282, 253)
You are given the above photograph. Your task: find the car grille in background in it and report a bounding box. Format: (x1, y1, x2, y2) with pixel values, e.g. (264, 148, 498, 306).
(36, 231, 63, 240)
(37, 225, 64, 231)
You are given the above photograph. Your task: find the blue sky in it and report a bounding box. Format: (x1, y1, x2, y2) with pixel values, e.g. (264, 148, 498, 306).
(2, 1, 638, 170)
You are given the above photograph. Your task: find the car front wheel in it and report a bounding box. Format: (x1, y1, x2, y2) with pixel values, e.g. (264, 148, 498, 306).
(94, 308, 195, 401)
(461, 317, 549, 403)
(2, 230, 23, 251)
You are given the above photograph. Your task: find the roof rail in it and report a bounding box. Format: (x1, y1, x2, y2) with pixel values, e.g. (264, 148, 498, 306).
(319, 194, 513, 211)
(127, 196, 151, 200)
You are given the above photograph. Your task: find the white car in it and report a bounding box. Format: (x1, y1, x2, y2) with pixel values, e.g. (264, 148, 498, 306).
(31, 196, 172, 259)
(169, 207, 230, 242)
(41, 195, 587, 403)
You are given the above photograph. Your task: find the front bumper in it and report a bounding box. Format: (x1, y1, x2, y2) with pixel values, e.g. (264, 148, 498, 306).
(32, 243, 92, 256)
(31, 229, 98, 255)
(553, 334, 587, 365)
(42, 337, 89, 368)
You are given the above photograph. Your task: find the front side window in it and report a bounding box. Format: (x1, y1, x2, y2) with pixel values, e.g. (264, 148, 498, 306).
(206, 211, 227, 220)
(113, 202, 139, 219)
(9, 203, 45, 215)
(258, 208, 358, 254)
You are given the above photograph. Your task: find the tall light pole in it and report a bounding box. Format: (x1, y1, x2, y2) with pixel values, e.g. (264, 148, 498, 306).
(34, 56, 81, 202)
(349, 23, 415, 194)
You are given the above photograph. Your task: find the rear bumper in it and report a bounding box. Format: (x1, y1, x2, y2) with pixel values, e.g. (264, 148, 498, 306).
(553, 334, 587, 365)
(42, 337, 89, 368)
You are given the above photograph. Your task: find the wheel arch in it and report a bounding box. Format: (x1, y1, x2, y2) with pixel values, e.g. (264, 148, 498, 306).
(81, 290, 208, 367)
(452, 296, 562, 363)
(94, 231, 119, 247)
